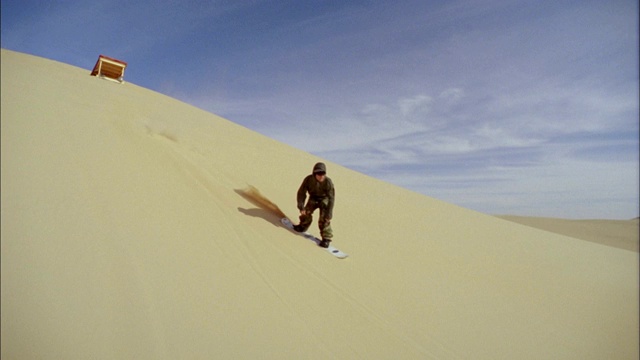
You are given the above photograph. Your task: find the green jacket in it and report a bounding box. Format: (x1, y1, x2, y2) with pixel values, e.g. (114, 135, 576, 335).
(297, 174, 335, 218)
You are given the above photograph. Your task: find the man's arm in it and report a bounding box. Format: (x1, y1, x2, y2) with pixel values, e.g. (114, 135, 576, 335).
(325, 179, 335, 219)
(297, 176, 309, 210)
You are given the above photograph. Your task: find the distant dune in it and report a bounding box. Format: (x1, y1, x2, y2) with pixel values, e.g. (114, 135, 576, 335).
(497, 216, 639, 252)
(2, 49, 638, 359)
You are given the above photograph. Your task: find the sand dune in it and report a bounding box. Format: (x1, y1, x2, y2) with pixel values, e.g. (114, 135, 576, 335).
(497, 216, 639, 252)
(2, 49, 638, 359)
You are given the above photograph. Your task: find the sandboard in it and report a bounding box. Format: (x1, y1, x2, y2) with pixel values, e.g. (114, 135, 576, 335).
(281, 218, 348, 259)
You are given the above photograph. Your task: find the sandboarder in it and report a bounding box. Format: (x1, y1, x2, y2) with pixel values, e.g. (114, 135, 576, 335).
(292, 162, 335, 248)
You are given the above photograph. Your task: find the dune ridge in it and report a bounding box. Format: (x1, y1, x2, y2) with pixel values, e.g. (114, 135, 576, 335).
(497, 215, 639, 252)
(2, 49, 638, 359)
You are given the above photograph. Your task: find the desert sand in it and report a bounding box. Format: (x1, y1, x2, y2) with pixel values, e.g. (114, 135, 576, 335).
(2, 49, 638, 359)
(498, 216, 639, 252)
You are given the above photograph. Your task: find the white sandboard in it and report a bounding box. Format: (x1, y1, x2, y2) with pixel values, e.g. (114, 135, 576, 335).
(281, 218, 348, 259)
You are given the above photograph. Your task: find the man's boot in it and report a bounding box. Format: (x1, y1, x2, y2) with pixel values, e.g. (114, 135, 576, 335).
(319, 239, 331, 248)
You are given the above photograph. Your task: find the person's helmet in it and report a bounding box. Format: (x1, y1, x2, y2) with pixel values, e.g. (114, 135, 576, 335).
(313, 162, 327, 174)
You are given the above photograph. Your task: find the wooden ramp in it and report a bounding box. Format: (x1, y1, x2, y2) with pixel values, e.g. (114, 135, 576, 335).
(90, 55, 127, 83)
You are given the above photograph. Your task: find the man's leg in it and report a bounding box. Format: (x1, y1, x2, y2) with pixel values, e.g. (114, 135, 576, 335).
(318, 206, 333, 242)
(296, 201, 318, 232)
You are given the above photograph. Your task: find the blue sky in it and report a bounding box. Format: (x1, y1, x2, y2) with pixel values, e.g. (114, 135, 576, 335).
(2, 0, 638, 219)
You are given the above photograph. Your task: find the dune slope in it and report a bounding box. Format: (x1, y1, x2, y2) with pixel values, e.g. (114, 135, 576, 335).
(2, 49, 638, 359)
(497, 216, 639, 252)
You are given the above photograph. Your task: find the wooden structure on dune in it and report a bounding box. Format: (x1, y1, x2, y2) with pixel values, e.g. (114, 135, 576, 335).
(90, 55, 127, 83)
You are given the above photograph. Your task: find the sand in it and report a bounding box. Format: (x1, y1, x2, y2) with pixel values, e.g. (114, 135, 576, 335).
(497, 216, 639, 252)
(2, 49, 638, 359)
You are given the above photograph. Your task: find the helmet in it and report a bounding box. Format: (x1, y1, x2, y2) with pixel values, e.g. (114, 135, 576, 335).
(313, 162, 327, 174)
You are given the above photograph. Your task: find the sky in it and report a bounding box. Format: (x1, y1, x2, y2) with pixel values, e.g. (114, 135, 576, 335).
(2, 0, 638, 219)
